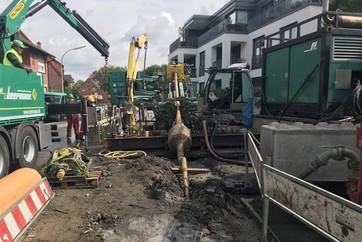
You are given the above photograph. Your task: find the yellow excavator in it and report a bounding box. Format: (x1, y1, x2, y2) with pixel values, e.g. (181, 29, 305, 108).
(125, 33, 148, 135)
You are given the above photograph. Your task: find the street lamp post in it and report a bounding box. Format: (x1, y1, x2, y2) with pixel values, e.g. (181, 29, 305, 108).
(60, 45, 86, 93)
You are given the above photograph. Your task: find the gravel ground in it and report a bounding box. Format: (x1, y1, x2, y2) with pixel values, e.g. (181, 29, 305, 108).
(22, 147, 277, 242)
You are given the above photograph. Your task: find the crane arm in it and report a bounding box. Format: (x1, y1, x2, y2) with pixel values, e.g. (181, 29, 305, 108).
(0, 0, 35, 54)
(0, 0, 109, 59)
(45, 0, 109, 58)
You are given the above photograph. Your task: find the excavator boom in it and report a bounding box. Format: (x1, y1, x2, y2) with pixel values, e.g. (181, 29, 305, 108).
(125, 33, 148, 132)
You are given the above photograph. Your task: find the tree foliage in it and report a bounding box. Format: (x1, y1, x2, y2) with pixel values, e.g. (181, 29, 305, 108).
(329, 0, 362, 12)
(65, 79, 84, 98)
(143, 64, 167, 76)
(91, 64, 169, 93)
(93, 65, 126, 91)
(92, 64, 168, 92)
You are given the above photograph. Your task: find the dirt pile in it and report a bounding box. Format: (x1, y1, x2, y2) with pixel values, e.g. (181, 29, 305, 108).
(23, 153, 269, 242)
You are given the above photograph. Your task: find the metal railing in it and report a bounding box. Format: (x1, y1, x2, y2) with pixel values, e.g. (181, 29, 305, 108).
(248, 0, 322, 32)
(170, 0, 323, 53)
(246, 129, 362, 242)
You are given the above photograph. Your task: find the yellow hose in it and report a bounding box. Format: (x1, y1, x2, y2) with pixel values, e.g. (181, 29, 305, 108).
(100, 150, 147, 159)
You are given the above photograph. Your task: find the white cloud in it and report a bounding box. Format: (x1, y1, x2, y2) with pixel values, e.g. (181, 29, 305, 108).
(161, 12, 175, 27)
(0, 0, 227, 81)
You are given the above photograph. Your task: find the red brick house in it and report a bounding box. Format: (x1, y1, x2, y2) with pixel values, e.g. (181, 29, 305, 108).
(17, 31, 74, 93)
(64, 74, 75, 88)
(78, 72, 108, 102)
(46, 55, 62, 92)
(17, 32, 58, 92)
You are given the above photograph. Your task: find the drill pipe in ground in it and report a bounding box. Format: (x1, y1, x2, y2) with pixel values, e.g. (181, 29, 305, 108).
(180, 157, 189, 198)
(168, 121, 192, 198)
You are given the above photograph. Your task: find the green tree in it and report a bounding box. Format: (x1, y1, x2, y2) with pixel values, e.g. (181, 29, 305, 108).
(329, 0, 362, 12)
(143, 64, 167, 76)
(65, 79, 84, 98)
(93, 65, 126, 92)
(73, 80, 84, 97)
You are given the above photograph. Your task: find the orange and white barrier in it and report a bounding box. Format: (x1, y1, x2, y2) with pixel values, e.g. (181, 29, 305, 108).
(0, 168, 53, 242)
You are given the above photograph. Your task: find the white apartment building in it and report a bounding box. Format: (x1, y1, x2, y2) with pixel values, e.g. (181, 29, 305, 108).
(168, 0, 324, 93)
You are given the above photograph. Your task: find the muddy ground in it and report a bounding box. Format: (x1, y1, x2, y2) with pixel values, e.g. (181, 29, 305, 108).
(22, 147, 275, 242)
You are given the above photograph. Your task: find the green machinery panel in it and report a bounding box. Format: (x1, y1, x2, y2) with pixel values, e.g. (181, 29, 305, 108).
(265, 38, 321, 104)
(289, 38, 321, 103)
(0, 65, 45, 125)
(108, 71, 151, 106)
(327, 36, 362, 103)
(265, 47, 289, 103)
(109, 71, 127, 106)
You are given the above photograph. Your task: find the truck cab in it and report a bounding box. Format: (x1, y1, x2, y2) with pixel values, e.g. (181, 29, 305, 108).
(203, 63, 254, 124)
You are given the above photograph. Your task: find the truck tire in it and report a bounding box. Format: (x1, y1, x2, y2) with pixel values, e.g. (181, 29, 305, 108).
(0, 135, 10, 178)
(16, 126, 38, 168)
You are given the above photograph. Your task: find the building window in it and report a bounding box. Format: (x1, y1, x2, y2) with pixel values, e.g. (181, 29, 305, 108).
(230, 45, 243, 64)
(280, 22, 298, 43)
(198, 82, 205, 97)
(252, 36, 264, 69)
(225, 11, 248, 32)
(236, 11, 248, 24)
(38, 59, 45, 73)
(226, 11, 248, 24)
(199, 51, 205, 76)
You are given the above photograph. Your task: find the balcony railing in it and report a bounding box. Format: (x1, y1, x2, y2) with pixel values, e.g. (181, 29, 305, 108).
(248, 0, 322, 32)
(230, 58, 246, 65)
(170, 0, 323, 53)
(169, 37, 198, 53)
(198, 20, 248, 47)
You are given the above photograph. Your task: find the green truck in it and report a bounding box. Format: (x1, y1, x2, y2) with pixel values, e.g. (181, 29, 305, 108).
(0, 0, 109, 178)
(0, 65, 50, 178)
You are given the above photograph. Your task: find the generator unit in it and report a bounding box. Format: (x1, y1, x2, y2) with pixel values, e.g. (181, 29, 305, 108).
(261, 11, 362, 120)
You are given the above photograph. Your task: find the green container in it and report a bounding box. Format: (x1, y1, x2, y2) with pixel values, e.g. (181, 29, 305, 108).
(109, 71, 127, 106)
(264, 38, 321, 104)
(263, 32, 362, 119)
(109, 71, 126, 83)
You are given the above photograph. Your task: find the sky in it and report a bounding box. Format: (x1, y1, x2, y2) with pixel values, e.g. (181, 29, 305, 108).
(0, 0, 228, 81)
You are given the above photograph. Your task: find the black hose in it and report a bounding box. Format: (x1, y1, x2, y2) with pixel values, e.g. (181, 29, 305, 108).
(202, 120, 249, 165)
(209, 121, 243, 159)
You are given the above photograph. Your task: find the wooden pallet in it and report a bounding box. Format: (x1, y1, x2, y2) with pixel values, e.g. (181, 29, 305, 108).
(47, 166, 103, 189)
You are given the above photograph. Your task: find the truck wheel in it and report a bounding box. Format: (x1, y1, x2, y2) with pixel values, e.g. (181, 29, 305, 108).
(0, 135, 10, 178)
(16, 127, 38, 168)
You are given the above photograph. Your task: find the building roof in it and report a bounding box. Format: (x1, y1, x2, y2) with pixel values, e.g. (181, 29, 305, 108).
(64, 74, 74, 83)
(18, 31, 54, 57)
(184, 15, 211, 31)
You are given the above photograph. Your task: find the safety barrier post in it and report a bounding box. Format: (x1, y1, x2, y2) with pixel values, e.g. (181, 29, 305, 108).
(0, 168, 53, 241)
